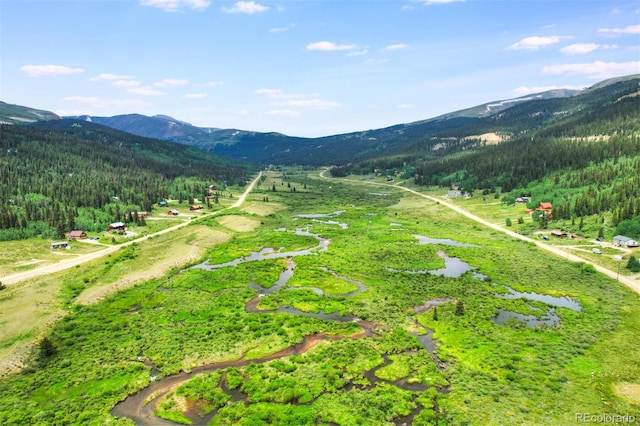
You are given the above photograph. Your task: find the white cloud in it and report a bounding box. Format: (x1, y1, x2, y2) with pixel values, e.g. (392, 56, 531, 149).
(414, 0, 465, 4)
(598, 24, 640, 34)
(347, 49, 369, 57)
(542, 60, 640, 79)
(20, 64, 84, 77)
(62, 96, 150, 109)
(184, 93, 207, 99)
(223, 1, 269, 14)
(256, 88, 285, 98)
(511, 85, 585, 97)
(560, 43, 616, 55)
(397, 103, 415, 109)
(200, 81, 224, 88)
(383, 44, 408, 51)
(506, 36, 565, 51)
(128, 87, 165, 96)
(307, 41, 358, 51)
(140, 0, 210, 12)
(363, 58, 390, 65)
(257, 89, 338, 109)
(255, 88, 312, 99)
(269, 24, 296, 33)
(89, 73, 132, 81)
(265, 109, 299, 118)
(112, 80, 141, 88)
(274, 99, 340, 110)
(154, 78, 189, 87)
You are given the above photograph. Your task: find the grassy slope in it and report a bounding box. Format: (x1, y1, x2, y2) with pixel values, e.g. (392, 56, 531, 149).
(0, 169, 638, 425)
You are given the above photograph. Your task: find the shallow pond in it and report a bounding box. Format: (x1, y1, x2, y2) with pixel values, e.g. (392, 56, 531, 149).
(387, 250, 476, 278)
(497, 285, 582, 312)
(294, 210, 346, 219)
(493, 285, 581, 328)
(413, 234, 479, 248)
(493, 308, 560, 327)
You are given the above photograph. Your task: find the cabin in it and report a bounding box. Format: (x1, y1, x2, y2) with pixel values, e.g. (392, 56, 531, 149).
(536, 202, 553, 212)
(613, 235, 639, 248)
(68, 230, 87, 240)
(137, 211, 149, 218)
(107, 222, 126, 231)
(446, 186, 470, 199)
(158, 200, 168, 207)
(550, 230, 568, 238)
(167, 209, 179, 216)
(189, 205, 204, 211)
(51, 241, 69, 250)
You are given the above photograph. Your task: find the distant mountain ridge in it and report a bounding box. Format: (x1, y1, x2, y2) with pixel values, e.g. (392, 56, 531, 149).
(0, 101, 60, 124)
(2, 74, 638, 165)
(59, 85, 584, 164)
(73, 113, 217, 140)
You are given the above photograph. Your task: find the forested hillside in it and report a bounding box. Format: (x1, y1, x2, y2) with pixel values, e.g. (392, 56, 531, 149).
(332, 76, 640, 227)
(0, 120, 257, 240)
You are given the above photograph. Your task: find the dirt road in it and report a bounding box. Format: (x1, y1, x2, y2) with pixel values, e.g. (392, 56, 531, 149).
(319, 170, 640, 296)
(2, 172, 262, 286)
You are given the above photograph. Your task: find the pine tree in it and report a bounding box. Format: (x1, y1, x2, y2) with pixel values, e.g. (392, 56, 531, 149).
(455, 300, 465, 316)
(39, 336, 57, 358)
(432, 307, 438, 321)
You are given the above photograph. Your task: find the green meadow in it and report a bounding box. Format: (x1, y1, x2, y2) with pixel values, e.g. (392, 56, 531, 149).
(0, 169, 638, 425)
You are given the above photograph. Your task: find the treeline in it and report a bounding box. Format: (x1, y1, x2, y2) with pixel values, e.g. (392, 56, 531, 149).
(330, 77, 640, 224)
(0, 121, 257, 240)
(413, 133, 640, 191)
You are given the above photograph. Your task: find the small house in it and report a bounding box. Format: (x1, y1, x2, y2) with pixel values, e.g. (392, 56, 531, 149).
(168, 209, 179, 216)
(108, 222, 126, 231)
(158, 201, 168, 207)
(68, 230, 87, 240)
(51, 241, 69, 250)
(189, 205, 204, 211)
(447, 189, 463, 198)
(137, 211, 149, 218)
(550, 230, 568, 238)
(536, 202, 553, 212)
(613, 235, 639, 248)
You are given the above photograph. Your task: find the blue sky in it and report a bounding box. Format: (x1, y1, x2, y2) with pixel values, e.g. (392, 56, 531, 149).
(2, 0, 639, 137)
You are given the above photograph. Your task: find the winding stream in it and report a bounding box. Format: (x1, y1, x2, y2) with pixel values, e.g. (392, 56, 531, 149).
(112, 226, 455, 425)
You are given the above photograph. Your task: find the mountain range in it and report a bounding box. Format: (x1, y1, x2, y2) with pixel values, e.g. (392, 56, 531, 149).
(2, 74, 638, 166)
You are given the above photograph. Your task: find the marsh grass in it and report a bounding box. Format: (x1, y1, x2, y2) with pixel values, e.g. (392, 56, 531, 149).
(0, 169, 638, 425)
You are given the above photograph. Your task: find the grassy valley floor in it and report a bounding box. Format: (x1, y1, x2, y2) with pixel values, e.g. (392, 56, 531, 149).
(0, 169, 638, 425)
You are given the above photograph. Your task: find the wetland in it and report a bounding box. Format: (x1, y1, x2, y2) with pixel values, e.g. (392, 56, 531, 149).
(0, 169, 639, 425)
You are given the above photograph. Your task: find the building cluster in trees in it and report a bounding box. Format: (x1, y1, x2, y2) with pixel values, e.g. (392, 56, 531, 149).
(0, 122, 256, 240)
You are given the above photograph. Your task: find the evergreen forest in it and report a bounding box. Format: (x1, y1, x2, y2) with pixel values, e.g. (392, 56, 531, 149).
(0, 121, 257, 240)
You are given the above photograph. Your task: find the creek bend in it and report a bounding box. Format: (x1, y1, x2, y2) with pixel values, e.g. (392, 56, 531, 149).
(112, 226, 453, 425)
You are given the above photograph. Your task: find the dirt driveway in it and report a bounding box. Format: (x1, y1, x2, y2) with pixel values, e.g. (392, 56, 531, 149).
(2, 172, 262, 286)
(319, 170, 640, 296)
